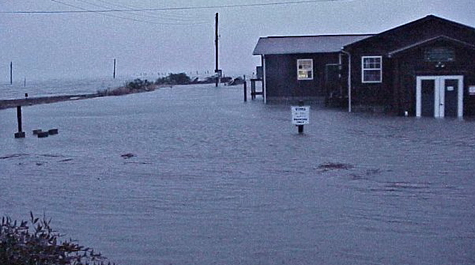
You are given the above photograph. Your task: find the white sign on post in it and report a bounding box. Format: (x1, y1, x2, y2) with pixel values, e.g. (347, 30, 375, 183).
(291, 106, 310, 125)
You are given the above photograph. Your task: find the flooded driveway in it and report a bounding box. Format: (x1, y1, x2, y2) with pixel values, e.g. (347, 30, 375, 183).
(1, 84, 474, 265)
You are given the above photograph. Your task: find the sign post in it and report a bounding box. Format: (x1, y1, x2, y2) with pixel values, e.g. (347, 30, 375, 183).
(291, 101, 309, 134)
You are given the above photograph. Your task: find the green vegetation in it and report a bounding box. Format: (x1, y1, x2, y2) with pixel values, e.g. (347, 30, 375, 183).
(97, 78, 157, 97)
(95, 72, 245, 98)
(154, 72, 244, 86)
(0, 212, 114, 265)
(155, 73, 191, 85)
(125, 79, 154, 90)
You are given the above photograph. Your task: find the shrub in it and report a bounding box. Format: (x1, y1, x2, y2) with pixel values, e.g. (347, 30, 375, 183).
(155, 73, 191, 85)
(126, 79, 152, 90)
(0, 212, 114, 265)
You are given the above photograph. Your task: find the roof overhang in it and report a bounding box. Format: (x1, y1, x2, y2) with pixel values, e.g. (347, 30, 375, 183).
(388, 35, 475, 57)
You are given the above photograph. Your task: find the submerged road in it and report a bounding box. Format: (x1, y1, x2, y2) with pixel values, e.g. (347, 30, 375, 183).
(1, 84, 474, 265)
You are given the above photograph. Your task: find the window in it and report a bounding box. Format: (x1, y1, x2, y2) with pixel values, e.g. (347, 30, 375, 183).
(297, 59, 313, 80)
(362, 56, 382, 83)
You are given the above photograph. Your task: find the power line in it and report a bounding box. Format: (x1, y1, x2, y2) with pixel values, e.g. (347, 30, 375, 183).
(48, 0, 208, 25)
(92, 0, 207, 23)
(1, 0, 349, 14)
(72, 0, 205, 23)
(49, 0, 161, 24)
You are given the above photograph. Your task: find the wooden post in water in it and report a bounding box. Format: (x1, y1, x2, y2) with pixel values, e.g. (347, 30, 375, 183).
(243, 75, 247, 102)
(14, 106, 26, 138)
(251, 81, 256, 100)
(17, 106, 22, 133)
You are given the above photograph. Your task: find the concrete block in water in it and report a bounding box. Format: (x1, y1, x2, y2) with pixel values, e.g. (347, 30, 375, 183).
(37, 131, 49, 138)
(14, 132, 26, 138)
(48, 129, 59, 135)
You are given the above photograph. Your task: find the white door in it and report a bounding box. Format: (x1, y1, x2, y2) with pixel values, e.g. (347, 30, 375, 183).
(416, 76, 464, 118)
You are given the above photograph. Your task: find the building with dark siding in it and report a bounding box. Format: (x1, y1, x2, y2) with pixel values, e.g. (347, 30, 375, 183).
(253, 15, 475, 117)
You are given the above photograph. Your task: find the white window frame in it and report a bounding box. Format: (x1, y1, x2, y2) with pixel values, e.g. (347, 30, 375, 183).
(297, 59, 313, 81)
(362, 56, 382, 83)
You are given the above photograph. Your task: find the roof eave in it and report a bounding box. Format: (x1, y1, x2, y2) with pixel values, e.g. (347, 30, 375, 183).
(253, 50, 343, 56)
(387, 35, 475, 57)
(343, 15, 475, 51)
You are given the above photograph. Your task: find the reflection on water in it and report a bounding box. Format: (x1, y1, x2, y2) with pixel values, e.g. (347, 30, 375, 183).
(1, 84, 474, 265)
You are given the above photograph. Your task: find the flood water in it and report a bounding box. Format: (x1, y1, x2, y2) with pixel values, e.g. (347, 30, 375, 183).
(0, 77, 128, 99)
(1, 84, 474, 265)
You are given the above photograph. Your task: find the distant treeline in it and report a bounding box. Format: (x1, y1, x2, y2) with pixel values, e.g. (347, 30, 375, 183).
(154, 72, 245, 86)
(123, 73, 245, 91)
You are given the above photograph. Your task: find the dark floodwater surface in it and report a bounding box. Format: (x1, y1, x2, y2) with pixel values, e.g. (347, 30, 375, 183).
(1, 84, 474, 265)
(1, 77, 127, 99)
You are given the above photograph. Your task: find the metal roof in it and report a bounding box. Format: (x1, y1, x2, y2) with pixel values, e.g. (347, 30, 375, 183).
(253, 34, 373, 55)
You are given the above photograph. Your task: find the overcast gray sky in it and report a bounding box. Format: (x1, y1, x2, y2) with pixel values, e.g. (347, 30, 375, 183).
(1, 0, 474, 81)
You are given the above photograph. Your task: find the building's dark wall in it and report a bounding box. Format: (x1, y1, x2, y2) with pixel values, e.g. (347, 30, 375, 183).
(349, 42, 475, 115)
(391, 42, 475, 115)
(349, 56, 393, 107)
(345, 17, 475, 115)
(260, 16, 475, 115)
(265, 53, 339, 101)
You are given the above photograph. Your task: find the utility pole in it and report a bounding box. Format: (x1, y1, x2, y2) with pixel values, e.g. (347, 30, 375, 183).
(10, 62, 13, 85)
(113, 59, 117, 79)
(215, 13, 219, 87)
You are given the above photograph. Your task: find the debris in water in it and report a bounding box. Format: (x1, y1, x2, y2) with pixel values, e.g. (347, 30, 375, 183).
(349, 173, 365, 180)
(0, 154, 28, 160)
(121, 153, 135, 159)
(366, 168, 381, 175)
(317, 162, 354, 172)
